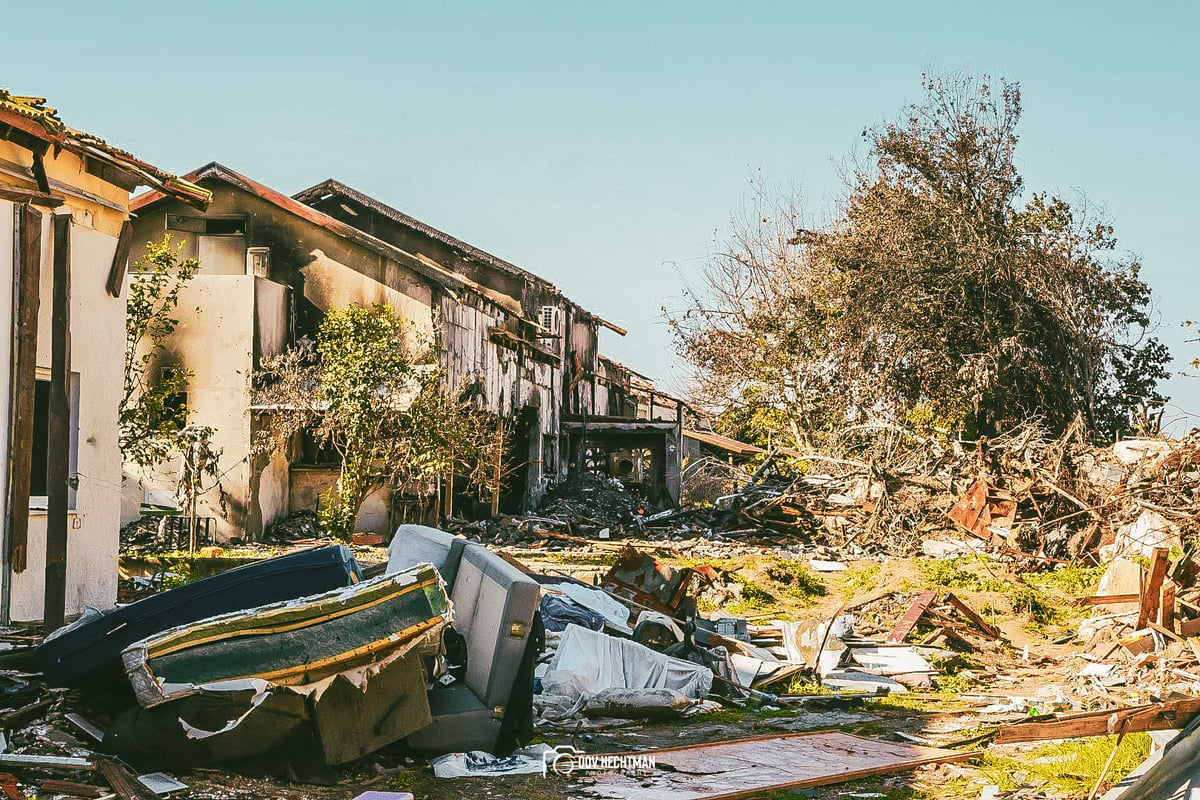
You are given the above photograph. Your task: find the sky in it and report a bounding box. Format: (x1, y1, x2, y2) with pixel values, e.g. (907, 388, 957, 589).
(5, 1, 1199, 431)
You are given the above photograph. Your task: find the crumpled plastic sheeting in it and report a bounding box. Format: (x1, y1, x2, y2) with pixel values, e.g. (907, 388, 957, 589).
(544, 624, 713, 700)
(556, 583, 632, 633)
(430, 744, 556, 778)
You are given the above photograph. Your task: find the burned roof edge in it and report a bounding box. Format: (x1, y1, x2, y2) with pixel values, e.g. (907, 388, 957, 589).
(131, 162, 525, 319)
(293, 178, 625, 334)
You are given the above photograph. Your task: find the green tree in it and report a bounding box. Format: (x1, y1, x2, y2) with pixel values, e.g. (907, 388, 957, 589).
(252, 303, 490, 538)
(121, 235, 199, 468)
(674, 73, 1169, 443)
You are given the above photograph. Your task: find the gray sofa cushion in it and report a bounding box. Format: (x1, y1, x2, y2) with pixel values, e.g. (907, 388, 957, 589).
(387, 525, 466, 586)
(406, 684, 499, 753)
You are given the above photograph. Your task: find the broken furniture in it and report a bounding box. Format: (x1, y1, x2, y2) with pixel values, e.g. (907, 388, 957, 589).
(105, 563, 450, 773)
(123, 564, 448, 707)
(386, 524, 541, 754)
(37, 545, 362, 690)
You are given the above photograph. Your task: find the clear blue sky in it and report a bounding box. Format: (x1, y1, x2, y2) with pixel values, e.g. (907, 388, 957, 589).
(6, 1, 1198, 431)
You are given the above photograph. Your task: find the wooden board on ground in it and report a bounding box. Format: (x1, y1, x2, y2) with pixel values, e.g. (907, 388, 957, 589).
(580, 730, 972, 799)
(887, 590, 937, 643)
(993, 697, 1200, 744)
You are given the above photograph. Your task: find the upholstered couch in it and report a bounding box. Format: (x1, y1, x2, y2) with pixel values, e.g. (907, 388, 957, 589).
(386, 524, 541, 754)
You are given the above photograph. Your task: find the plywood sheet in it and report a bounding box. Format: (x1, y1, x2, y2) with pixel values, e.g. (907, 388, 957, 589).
(581, 730, 972, 799)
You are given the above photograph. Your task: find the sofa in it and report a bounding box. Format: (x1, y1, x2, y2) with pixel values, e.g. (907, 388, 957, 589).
(386, 524, 541, 754)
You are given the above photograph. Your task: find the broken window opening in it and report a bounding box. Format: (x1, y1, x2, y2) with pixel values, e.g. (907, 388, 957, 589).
(30, 374, 80, 510)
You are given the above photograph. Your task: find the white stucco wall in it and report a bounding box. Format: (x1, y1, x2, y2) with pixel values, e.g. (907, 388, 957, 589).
(8, 216, 124, 622)
(124, 274, 256, 543)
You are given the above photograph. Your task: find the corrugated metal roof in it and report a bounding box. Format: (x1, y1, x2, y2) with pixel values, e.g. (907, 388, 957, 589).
(683, 429, 766, 456)
(0, 90, 211, 209)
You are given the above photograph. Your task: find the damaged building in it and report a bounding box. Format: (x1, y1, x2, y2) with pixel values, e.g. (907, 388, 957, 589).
(0, 90, 210, 624)
(123, 164, 684, 541)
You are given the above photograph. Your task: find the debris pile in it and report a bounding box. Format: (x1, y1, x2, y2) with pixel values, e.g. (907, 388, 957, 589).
(535, 469, 643, 528)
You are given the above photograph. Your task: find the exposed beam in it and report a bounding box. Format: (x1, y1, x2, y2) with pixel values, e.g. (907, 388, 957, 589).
(106, 220, 133, 297)
(0, 186, 64, 208)
(30, 150, 51, 195)
(44, 211, 71, 632)
(7, 205, 42, 574)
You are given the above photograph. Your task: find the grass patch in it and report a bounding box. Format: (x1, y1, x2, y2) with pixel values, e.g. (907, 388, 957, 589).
(1023, 564, 1104, 597)
(732, 575, 778, 611)
(1010, 583, 1062, 627)
(916, 557, 981, 590)
(840, 563, 881, 598)
(783, 676, 830, 695)
(538, 551, 615, 566)
(958, 734, 1151, 796)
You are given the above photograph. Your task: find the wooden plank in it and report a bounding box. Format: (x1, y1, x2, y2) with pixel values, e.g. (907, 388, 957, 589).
(1137, 548, 1170, 630)
(39, 779, 102, 798)
(581, 730, 972, 799)
(44, 212, 71, 632)
(944, 592, 1002, 639)
(0, 187, 64, 208)
(1161, 582, 1176, 632)
(1180, 617, 1200, 638)
(887, 590, 937, 643)
(105, 219, 133, 297)
(95, 759, 157, 800)
(994, 698, 1200, 744)
(0, 697, 54, 728)
(1121, 629, 1155, 656)
(1077, 593, 1140, 607)
(7, 205, 42, 573)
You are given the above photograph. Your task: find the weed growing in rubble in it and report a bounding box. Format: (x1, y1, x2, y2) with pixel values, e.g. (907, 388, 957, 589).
(763, 557, 825, 601)
(916, 557, 980, 590)
(948, 734, 1151, 796)
(1022, 564, 1103, 597)
(934, 672, 974, 693)
(1009, 584, 1060, 627)
(732, 575, 777, 610)
(839, 563, 880, 598)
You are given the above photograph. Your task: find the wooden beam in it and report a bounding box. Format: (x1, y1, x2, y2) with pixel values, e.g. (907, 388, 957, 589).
(43, 211, 71, 633)
(0, 186, 64, 208)
(39, 779, 102, 799)
(105, 219, 133, 297)
(993, 698, 1200, 744)
(1161, 582, 1176, 632)
(29, 150, 51, 195)
(944, 592, 1002, 639)
(1077, 593, 1140, 607)
(1137, 548, 1170, 630)
(7, 205, 42, 574)
(95, 759, 158, 800)
(887, 590, 936, 643)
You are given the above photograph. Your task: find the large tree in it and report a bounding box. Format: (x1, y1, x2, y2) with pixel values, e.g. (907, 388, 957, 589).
(674, 73, 1169, 443)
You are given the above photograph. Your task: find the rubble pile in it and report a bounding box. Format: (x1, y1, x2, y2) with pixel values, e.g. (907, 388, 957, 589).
(261, 509, 329, 543)
(535, 469, 642, 528)
(493, 424, 1200, 568)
